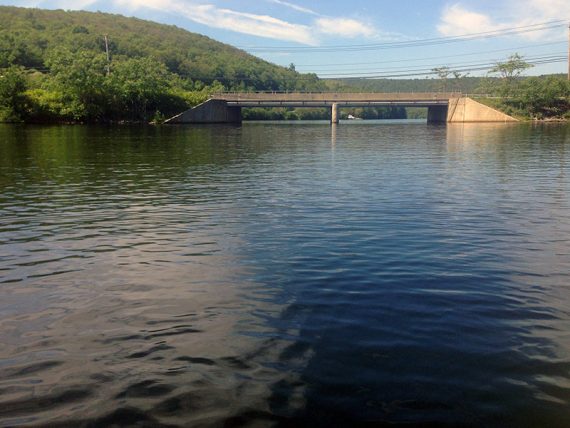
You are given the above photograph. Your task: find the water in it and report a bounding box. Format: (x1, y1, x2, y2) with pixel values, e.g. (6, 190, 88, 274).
(0, 121, 569, 427)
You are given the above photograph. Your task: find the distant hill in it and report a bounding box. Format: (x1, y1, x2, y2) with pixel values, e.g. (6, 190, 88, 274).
(328, 77, 486, 94)
(0, 5, 322, 91)
(327, 74, 568, 95)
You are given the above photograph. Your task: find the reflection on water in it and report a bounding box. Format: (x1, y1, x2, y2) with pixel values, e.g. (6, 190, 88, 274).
(1, 122, 570, 427)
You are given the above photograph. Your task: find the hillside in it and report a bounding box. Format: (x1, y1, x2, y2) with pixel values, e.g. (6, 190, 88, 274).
(328, 74, 568, 95)
(0, 6, 322, 91)
(0, 6, 326, 123)
(327, 77, 486, 94)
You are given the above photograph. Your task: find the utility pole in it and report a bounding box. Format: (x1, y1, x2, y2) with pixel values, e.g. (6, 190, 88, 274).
(104, 34, 110, 76)
(568, 22, 570, 81)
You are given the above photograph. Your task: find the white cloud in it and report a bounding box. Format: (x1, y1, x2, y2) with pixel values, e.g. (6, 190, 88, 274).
(438, 1, 570, 39)
(115, 0, 317, 45)
(314, 17, 377, 38)
(438, 4, 504, 36)
(267, 0, 319, 16)
(112, 0, 389, 45)
(26, 0, 391, 45)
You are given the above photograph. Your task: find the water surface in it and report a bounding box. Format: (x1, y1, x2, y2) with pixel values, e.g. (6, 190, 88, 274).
(1, 121, 570, 427)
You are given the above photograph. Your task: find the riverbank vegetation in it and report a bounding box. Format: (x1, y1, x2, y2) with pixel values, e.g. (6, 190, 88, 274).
(473, 75, 570, 121)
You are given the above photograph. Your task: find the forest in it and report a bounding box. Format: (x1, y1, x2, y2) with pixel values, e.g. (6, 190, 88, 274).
(0, 6, 568, 123)
(0, 6, 325, 123)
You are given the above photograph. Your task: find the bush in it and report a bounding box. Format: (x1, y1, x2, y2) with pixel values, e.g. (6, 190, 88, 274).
(23, 88, 71, 122)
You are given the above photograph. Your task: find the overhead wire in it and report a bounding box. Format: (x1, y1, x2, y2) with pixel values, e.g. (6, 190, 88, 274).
(295, 41, 567, 69)
(239, 20, 568, 53)
(347, 57, 568, 80)
(311, 53, 568, 77)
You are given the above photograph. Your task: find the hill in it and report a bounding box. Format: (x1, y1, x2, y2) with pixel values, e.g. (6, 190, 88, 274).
(327, 74, 568, 95)
(0, 6, 323, 91)
(0, 5, 324, 122)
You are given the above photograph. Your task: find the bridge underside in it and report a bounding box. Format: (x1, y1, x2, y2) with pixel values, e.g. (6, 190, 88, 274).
(165, 96, 517, 125)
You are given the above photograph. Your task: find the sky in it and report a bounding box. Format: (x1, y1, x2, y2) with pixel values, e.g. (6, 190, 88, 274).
(1, 0, 569, 78)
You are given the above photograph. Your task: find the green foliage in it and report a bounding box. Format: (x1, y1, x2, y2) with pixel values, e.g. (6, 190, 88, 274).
(406, 107, 427, 119)
(242, 106, 407, 121)
(107, 57, 172, 120)
(0, 5, 326, 123)
(509, 76, 570, 119)
(490, 53, 533, 81)
(489, 53, 534, 97)
(23, 88, 70, 122)
(0, 66, 27, 121)
(330, 76, 483, 94)
(341, 107, 407, 120)
(243, 107, 330, 120)
(476, 75, 569, 120)
(45, 48, 108, 120)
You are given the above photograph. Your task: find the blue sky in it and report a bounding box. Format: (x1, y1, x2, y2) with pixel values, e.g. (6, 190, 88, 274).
(2, 0, 569, 77)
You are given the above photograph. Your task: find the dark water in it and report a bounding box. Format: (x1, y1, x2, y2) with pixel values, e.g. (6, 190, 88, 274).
(1, 121, 569, 427)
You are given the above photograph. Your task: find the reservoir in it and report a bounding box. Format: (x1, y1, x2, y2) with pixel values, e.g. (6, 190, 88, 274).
(1, 121, 569, 427)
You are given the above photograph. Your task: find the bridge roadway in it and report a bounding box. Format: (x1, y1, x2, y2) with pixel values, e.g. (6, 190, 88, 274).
(165, 92, 517, 124)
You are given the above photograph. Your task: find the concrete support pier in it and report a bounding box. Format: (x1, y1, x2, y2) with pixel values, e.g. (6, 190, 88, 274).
(331, 103, 339, 124)
(427, 105, 448, 124)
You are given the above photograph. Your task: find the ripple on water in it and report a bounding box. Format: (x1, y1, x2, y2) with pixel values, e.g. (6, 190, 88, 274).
(0, 122, 570, 427)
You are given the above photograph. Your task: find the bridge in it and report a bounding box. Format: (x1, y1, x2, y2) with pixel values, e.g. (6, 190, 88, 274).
(165, 92, 517, 124)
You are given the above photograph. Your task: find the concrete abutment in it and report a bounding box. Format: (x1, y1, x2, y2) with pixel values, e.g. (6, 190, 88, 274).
(164, 99, 242, 124)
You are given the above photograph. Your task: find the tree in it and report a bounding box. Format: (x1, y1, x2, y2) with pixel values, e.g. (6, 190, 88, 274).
(452, 71, 469, 92)
(432, 66, 451, 91)
(489, 53, 533, 96)
(45, 48, 108, 120)
(512, 76, 570, 118)
(107, 57, 172, 120)
(0, 66, 27, 121)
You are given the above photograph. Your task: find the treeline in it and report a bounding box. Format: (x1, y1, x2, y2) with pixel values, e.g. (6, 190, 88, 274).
(242, 106, 407, 121)
(327, 76, 485, 94)
(0, 6, 325, 123)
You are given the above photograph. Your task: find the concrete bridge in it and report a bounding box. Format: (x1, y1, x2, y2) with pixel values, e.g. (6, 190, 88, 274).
(165, 92, 517, 124)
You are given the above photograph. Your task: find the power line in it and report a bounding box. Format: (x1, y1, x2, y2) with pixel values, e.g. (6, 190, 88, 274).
(336, 57, 568, 80)
(295, 41, 567, 68)
(241, 20, 567, 53)
(310, 53, 568, 76)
